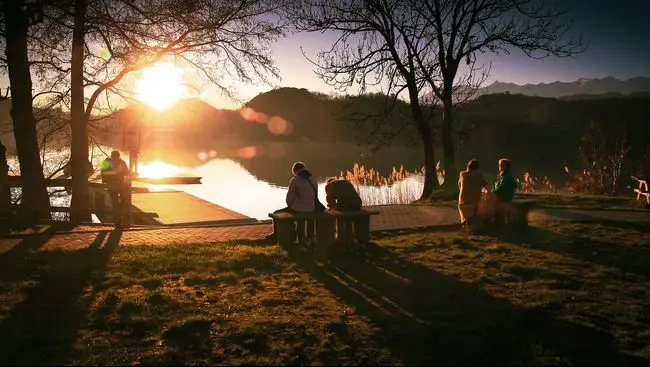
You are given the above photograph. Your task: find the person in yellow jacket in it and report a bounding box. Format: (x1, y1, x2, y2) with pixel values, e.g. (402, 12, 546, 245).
(458, 159, 490, 230)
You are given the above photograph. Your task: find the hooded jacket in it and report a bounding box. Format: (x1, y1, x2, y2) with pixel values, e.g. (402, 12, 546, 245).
(325, 179, 362, 210)
(492, 170, 517, 202)
(286, 169, 318, 212)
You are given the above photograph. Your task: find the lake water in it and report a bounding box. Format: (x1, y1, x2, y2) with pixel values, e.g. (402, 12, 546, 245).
(144, 158, 425, 220)
(7, 152, 425, 221)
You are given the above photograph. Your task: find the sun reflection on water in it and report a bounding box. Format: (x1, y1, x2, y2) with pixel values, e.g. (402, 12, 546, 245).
(137, 160, 183, 179)
(152, 158, 293, 220)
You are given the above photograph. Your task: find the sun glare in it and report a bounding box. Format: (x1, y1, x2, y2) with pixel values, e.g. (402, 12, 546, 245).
(135, 62, 188, 110)
(137, 160, 181, 179)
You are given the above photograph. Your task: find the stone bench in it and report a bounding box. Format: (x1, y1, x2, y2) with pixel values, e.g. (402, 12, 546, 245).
(268, 209, 380, 255)
(503, 199, 537, 231)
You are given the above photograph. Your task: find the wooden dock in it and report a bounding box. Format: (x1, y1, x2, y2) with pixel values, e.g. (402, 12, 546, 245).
(8, 175, 257, 226)
(130, 190, 257, 226)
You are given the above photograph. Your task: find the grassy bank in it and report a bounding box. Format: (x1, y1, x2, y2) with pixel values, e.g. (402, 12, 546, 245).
(0, 221, 649, 365)
(515, 192, 649, 210)
(417, 191, 649, 210)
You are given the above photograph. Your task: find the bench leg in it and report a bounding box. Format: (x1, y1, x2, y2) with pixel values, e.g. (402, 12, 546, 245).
(296, 219, 307, 243)
(306, 219, 316, 249)
(277, 220, 296, 248)
(518, 209, 530, 231)
(315, 216, 335, 258)
(337, 218, 354, 247)
(354, 216, 371, 245)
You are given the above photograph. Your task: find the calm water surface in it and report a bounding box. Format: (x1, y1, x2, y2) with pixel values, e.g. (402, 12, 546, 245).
(8, 151, 424, 221)
(146, 158, 424, 220)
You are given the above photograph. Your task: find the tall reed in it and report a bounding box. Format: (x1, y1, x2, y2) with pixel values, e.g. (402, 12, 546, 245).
(333, 163, 429, 205)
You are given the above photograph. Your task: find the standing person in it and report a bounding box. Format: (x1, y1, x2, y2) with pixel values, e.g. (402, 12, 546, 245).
(266, 162, 323, 244)
(491, 158, 517, 228)
(325, 177, 362, 211)
(457, 159, 490, 230)
(100, 150, 131, 226)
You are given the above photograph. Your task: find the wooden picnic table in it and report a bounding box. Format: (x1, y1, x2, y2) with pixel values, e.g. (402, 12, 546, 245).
(632, 176, 649, 204)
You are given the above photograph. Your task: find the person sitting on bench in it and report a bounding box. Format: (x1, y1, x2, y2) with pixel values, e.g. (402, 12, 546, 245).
(491, 158, 517, 228)
(325, 178, 362, 211)
(458, 159, 490, 230)
(265, 162, 322, 243)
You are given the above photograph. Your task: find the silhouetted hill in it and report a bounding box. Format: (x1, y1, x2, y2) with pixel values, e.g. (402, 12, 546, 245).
(222, 88, 650, 184)
(558, 90, 650, 101)
(2, 88, 649, 187)
(454, 93, 650, 183)
(480, 76, 650, 99)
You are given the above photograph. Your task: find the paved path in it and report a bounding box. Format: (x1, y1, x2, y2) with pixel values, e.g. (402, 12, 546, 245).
(0, 205, 648, 251)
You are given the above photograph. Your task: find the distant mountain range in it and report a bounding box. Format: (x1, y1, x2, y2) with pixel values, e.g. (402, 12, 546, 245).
(479, 76, 650, 99)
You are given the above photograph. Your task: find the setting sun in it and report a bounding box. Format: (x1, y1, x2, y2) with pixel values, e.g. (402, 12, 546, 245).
(135, 62, 188, 110)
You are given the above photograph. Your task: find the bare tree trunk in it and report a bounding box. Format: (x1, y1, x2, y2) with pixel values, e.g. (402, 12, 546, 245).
(70, 0, 90, 223)
(441, 92, 459, 195)
(0, 142, 10, 221)
(2, 0, 51, 222)
(408, 91, 440, 199)
(420, 125, 439, 200)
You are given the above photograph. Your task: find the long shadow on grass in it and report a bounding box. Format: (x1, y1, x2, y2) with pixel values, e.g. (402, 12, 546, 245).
(0, 226, 56, 282)
(0, 229, 122, 365)
(290, 243, 648, 365)
(503, 221, 650, 279)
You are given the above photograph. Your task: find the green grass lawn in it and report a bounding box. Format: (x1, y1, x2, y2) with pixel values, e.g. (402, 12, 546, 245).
(0, 221, 649, 365)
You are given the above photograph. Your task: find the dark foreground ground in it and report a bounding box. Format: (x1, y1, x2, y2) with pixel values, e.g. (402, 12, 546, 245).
(0, 220, 649, 365)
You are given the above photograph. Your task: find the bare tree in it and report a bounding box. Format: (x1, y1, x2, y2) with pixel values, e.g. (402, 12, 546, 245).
(288, 0, 444, 199)
(572, 121, 631, 195)
(409, 0, 583, 193)
(31, 0, 286, 222)
(1, 0, 52, 223)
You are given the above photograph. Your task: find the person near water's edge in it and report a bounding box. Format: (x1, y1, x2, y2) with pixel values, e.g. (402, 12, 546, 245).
(266, 162, 321, 243)
(325, 177, 363, 241)
(100, 150, 132, 226)
(325, 178, 362, 211)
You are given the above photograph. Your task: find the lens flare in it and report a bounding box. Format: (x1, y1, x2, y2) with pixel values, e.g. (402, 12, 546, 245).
(239, 107, 268, 124)
(99, 47, 112, 61)
(267, 116, 292, 135)
(237, 146, 260, 159)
